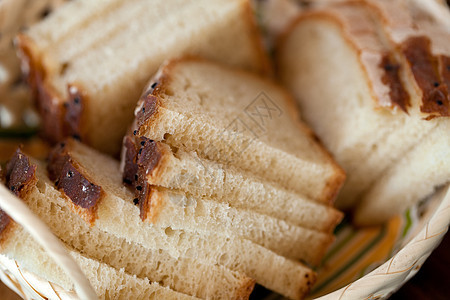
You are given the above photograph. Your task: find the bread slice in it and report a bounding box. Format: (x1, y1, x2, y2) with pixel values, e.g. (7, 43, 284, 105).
(133, 58, 345, 204)
(355, 112, 450, 225)
(5, 147, 316, 299)
(122, 136, 343, 233)
(349, 0, 450, 224)
(139, 187, 332, 264)
(0, 223, 195, 299)
(276, 1, 446, 210)
(58, 139, 333, 265)
(4, 149, 255, 299)
(16, 0, 270, 155)
(359, 0, 450, 118)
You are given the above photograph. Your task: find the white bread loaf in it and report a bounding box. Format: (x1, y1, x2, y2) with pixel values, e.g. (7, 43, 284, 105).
(133, 58, 345, 204)
(3, 148, 255, 299)
(0, 224, 195, 300)
(16, 0, 270, 155)
(276, 1, 449, 215)
(122, 137, 342, 233)
(5, 144, 316, 299)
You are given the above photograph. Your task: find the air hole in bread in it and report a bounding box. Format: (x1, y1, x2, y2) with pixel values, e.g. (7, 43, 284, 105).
(219, 253, 229, 265)
(164, 226, 175, 237)
(163, 133, 172, 140)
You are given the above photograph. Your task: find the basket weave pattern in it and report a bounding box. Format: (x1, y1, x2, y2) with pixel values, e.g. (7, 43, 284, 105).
(317, 188, 450, 300)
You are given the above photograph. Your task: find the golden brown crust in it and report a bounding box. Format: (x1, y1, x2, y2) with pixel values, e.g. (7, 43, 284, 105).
(144, 142, 172, 183)
(47, 140, 104, 226)
(276, 5, 408, 112)
(135, 72, 167, 137)
(318, 156, 346, 205)
(0, 221, 18, 252)
(16, 34, 66, 143)
(133, 138, 170, 221)
(143, 188, 165, 223)
(16, 35, 87, 144)
(361, 0, 450, 119)
(122, 134, 170, 221)
(64, 83, 89, 142)
(441, 55, 450, 96)
(1, 149, 39, 249)
(234, 276, 256, 300)
(302, 270, 317, 299)
(122, 135, 140, 186)
(379, 53, 411, 112)
(5, 149, 38, 198)
(322, 208, 344, 234)
(401, 36, 450, 118)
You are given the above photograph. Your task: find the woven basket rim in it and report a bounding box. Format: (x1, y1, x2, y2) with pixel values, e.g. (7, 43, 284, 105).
(315, 185, 450, 299)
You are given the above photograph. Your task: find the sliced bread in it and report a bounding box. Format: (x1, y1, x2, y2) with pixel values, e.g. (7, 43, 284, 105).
(276, 1, 447, 211)
(133, 58, 345, 204)
(122, 136, 343, 233)
(4, 149, 255, 299)
(0, 222, 195, 299)
(5, 146, 316, 299)
(56, 139, 333, 265)
(16, 0, 270, 154)
(355, 112, 450, 225)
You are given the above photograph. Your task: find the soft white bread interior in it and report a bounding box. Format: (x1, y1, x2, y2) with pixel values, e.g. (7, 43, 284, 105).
(134, 58, 345, 204)
(355, 116, 450, 225)
(139, 186, 334, 264)
(16, 0, 270, 155)
(121, 137, 342, 233)
(0, 224, 195, 300)
(3, 148, 255, 299)
(9, 142, 316, 300)
(276, 1, 447, 214)
(66, 138, 330, 266)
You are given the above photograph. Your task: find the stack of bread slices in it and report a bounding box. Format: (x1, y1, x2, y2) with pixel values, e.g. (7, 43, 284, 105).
(277, 0, 450, 225)
(0, 60, 344, 299)
(120, 58, 345, 297)
(16, 0, 270, 155)
(0, 0, 346, 299)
